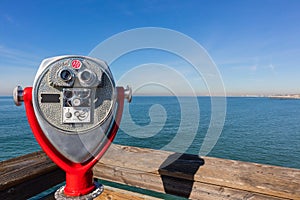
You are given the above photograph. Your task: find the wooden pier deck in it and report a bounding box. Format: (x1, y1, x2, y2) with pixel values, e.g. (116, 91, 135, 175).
(1, 144, 300, 200)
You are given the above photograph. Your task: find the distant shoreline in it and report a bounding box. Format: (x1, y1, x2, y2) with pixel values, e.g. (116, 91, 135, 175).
(269, 95, 300, 100)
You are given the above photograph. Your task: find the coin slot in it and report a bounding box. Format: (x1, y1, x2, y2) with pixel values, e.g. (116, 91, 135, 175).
(41, 94, 60, 103)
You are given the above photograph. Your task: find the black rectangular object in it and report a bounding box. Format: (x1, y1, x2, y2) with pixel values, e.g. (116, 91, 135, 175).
(41, 94, 60, 103)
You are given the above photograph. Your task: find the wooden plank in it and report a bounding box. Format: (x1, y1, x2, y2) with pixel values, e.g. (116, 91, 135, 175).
(191, 156, 300, 199)
(42, 185, 162, 200)
(94, 144, 300, 200)
(95, 185, 162, 200)
(0, 151, 55, 190)
(94, 163, 286, 200)
(0, 151, 65, 200)
(1, 145, 299, 200)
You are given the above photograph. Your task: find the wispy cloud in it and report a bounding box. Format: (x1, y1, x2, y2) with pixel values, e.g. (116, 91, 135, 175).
(219, 55, 278, 73)
(1, 14, 19, 27)
(267, 64, 275, 71)
(3, 14, 14, 24)
(0, 45, 41, 68)
(249, 65, 257, 71)
(0, 45, 43, 95)
(230, 65, 257, 72)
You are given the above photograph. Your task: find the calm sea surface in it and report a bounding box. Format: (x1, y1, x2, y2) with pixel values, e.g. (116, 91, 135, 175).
(0, 96, 299, 169)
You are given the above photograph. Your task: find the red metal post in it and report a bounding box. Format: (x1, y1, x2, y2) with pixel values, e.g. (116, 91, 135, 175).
(64, 169, 95, 196)
(22, 87, 125, 197)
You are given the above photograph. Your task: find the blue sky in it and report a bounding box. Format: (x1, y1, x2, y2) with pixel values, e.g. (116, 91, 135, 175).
(1, 0, 300, 96)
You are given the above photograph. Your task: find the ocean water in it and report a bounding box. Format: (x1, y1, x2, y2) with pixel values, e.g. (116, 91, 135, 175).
(0, 96, 299, 169)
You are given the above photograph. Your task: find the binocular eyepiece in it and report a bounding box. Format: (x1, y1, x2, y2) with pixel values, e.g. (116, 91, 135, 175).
(59, 68, 74, 82)
(58, 67, 99, 88)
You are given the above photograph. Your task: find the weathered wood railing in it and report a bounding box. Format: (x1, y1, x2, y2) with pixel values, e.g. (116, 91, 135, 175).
(1, 144, 300, 200)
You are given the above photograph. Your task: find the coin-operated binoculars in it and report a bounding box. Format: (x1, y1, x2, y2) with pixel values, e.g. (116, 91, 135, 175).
(13, 55, 132, 199)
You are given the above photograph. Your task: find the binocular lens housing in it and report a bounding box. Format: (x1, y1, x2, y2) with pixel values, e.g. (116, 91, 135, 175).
(81, 70, 91, 81)
(59, 69, 74, 82)
(78, 69, 97, 87)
